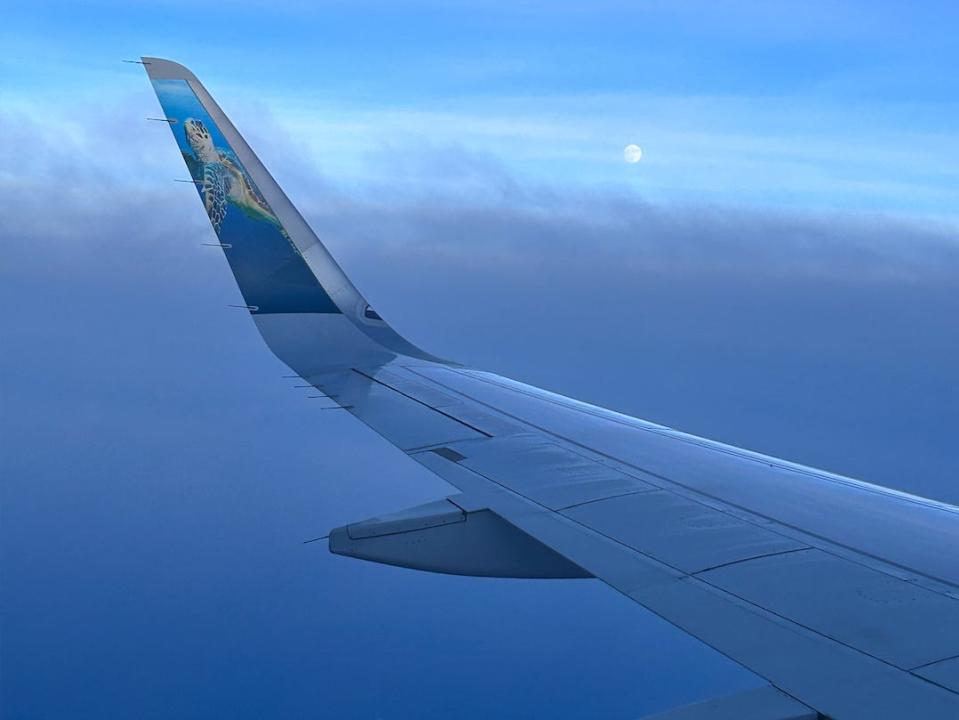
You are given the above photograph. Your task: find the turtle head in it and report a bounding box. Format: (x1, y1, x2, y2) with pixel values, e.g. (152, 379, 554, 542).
(183, 118, 218, 163)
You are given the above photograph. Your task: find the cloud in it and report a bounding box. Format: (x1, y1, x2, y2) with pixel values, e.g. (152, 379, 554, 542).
(2, 93, 957, 300)
(315, 182, 959, 286)
(3, 98, 950, 320)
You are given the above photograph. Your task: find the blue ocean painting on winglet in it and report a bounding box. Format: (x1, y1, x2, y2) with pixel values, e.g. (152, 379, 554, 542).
(151, 78, 339, 315)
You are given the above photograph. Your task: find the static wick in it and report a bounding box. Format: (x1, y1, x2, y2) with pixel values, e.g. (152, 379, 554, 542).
(201, 243, 232, 249)
(147, 117, 177, 123)
(302, 534, 330, 545)
(228, 304, 259, 312)
(122, 59, 152, 65)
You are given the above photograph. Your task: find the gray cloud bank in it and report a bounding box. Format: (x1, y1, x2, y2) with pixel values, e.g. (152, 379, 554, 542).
(3, 99, 959, 501)
(4, 96, 956, 283)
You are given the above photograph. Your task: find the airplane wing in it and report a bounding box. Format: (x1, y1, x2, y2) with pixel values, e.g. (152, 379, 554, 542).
(143, 58, 959, 720)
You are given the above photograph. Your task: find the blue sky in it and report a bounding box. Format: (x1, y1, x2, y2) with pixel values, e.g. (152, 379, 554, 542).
(2, 2, 959, 718)
(3, 1, 958, 216)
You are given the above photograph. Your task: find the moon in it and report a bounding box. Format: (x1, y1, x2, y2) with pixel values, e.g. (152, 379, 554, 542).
(623, 144, 643, 164)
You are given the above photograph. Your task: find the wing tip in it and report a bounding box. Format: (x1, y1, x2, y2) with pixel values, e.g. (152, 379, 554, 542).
(141, 57, 198, 82)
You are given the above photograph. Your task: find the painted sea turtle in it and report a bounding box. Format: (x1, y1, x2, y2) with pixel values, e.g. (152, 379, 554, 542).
(183, 118, 277, 232)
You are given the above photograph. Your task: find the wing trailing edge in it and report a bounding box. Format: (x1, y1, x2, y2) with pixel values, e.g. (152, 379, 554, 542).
(640, 686, 818, 720)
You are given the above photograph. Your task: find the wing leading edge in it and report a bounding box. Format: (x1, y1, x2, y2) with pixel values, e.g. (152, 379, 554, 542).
(144, 58, 959, 719)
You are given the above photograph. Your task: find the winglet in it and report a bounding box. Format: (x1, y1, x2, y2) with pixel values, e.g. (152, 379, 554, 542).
(142, 57, 199, 82)
(141, 58, 443, 373)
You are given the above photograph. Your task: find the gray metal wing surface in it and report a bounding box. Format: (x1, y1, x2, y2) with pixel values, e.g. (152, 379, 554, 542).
(143, 57, 959, 720)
